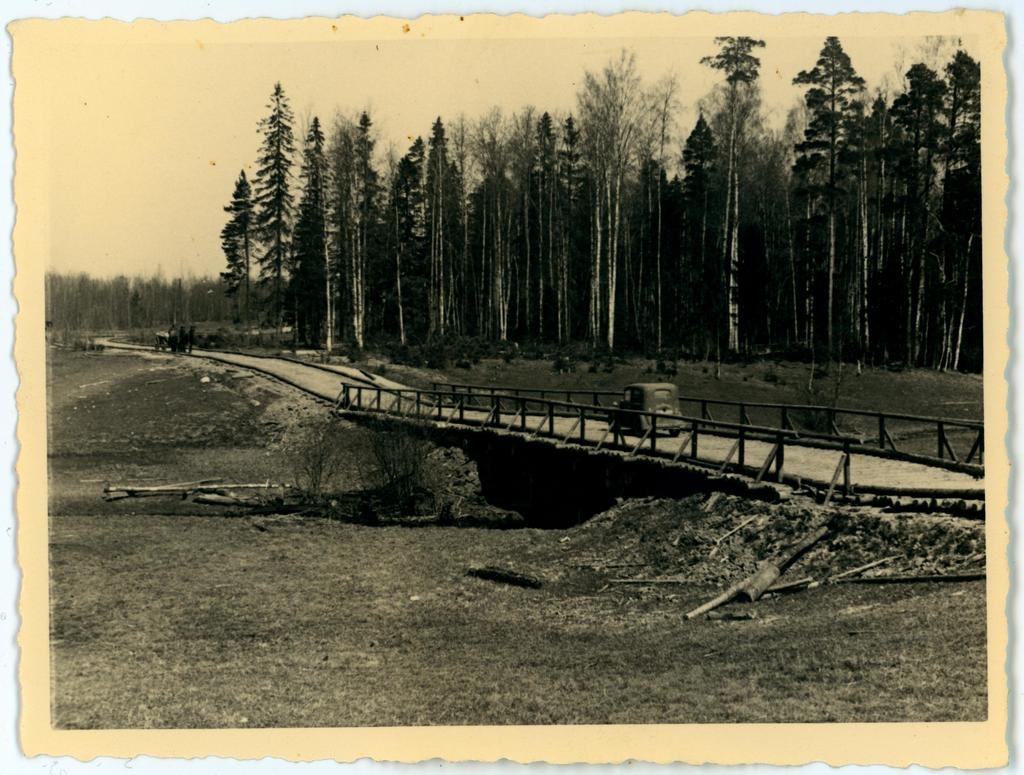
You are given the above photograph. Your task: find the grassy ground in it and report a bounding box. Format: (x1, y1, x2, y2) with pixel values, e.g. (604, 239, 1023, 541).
(47, 346, 988, 727)
(382, 356, 984, 423)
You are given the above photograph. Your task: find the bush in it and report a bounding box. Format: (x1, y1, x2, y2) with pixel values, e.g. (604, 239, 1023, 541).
(362, 420, 434, 512)
(291, 417, 349, 501)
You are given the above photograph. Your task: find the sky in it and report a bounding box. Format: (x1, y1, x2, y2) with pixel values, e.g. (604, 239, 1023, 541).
(17, 16, 977, 281)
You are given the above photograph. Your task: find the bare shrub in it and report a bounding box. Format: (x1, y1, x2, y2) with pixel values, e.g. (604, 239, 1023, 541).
(361, 419, 433, 512)
(291, 417, 348, 500)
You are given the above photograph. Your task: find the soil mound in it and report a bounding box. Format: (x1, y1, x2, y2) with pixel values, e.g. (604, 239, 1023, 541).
(564, 494, 984, 586)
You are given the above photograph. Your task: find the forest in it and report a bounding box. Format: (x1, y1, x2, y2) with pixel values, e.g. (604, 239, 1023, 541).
(49, 36, 983, 373)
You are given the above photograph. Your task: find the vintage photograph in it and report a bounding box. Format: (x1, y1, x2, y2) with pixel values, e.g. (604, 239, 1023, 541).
(13, 10, 1008, 766)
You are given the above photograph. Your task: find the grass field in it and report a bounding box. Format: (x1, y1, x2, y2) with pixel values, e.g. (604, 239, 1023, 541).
(379, 355, 984, 422)
(47, 347, 988, 727)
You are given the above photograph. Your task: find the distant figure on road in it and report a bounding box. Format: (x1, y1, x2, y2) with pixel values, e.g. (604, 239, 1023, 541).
(168, 326, 178, 353)
(187, 325, 195, 353)
(179, 326, 187, 354)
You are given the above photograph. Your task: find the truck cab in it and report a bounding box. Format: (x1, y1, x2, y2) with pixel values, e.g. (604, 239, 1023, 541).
(615, 382, 685, 436)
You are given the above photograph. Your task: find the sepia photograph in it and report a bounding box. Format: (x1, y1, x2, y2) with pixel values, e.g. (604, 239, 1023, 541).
(11, 8, 1009, 767)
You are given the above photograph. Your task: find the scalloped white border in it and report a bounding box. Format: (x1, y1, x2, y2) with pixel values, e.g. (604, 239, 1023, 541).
(2, 3, 1017, 774)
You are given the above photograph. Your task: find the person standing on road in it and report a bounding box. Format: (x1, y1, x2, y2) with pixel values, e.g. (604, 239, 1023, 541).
(168, 325, 177, 353)
(179, 325, 187, 354)
(187, 325, 196, 353)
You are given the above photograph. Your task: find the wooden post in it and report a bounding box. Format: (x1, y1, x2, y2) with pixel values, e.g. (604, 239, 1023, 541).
(459, 396, 465, 423)
(672, 432, 692, 463)
(775, 432, 785, 482)
(356, 386, 362, 409)
(494, 395, 501, 426)
(718, 439, 740, 473)
(560, 416, 582, 445)
(650, 413, 658, 452)
(691, 420, 699, 459)
(547, 402, 555, 435)
(878, 414, 886, 449)
(824, 453, 848, 506)
(630, 427, 653, 457)
(738, 425, 746, 470)
(937, 422, 945, 460)
(966, 429, 984, 464)
(579, 408, 586, 444)
(595, 414, 614, 451)
(755, 443, 778, 482)
(843, 441, 851, 495)
(781, 406, 789, 431)
(520, 398, 528, 431)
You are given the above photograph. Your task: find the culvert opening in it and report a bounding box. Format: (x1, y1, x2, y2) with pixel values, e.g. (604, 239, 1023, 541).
(330, 417, 766, 529)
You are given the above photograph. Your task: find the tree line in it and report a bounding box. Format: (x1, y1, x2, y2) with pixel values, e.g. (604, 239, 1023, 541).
(220, 37, 982, 371)
(45, 272, 231, 336)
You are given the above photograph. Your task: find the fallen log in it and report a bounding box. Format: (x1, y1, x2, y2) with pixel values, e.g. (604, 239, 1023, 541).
(104, 489, 187, 499)
(832, 573, 985, 585)
(828, 555, 900, 582)
(684, 524, 830, 619)
(103, 481, 285, 496)
(765, 576, 816, 594)
(684, 577, 750, 620)
(466, 565, 543, 589)
(193, 493, 260, 507)
(739, 525, 829, 602)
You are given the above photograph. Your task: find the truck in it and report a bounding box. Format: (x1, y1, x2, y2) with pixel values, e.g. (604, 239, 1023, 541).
(613, 382, 686, 437)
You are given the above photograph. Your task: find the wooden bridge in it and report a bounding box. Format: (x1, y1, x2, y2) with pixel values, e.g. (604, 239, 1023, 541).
(338, 382, 984, 503)
(98, 339, 985, 503)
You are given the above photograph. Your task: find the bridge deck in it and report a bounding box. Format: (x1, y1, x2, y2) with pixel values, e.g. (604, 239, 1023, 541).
(98, 340, 984, 498)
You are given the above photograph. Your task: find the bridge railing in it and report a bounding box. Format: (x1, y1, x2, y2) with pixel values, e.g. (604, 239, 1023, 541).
(337, 384, 879, 497)
(430, 380, 984, 473)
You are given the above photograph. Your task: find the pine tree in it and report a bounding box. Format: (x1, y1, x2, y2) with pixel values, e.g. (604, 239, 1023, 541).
(940, 51, 981, 370)
(793, 36, 865, 358)
(891, 63, 945, 363)
(253, 82, 296, 331)
(220, 170, 255, 324)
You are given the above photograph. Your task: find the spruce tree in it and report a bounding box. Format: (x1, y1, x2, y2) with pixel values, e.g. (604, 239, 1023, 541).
(220, 170, 255, 324)
(253, 82, 296, 331)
